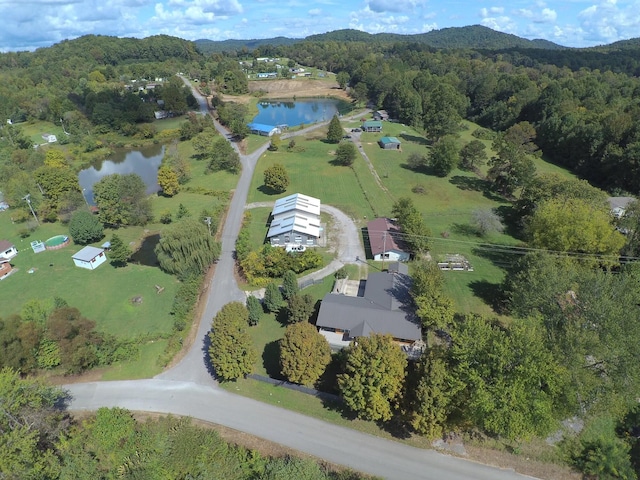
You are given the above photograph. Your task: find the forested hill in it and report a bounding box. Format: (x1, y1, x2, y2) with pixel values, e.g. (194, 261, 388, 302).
(194, 25, 564, 54)
(31, 34, 201, 65)
(306, 26, 564, 50)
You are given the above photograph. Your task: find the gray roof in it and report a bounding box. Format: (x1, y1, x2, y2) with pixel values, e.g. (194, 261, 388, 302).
(608, 196, 635, 210)
(72, 246, 104, 261)
(316, 263, 421, 342)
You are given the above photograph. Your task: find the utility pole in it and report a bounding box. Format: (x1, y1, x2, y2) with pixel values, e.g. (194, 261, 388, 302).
(23, 194, 39, 224)
(381, 230, 387, 271)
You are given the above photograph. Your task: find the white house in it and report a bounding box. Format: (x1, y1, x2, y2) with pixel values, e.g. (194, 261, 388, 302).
(366, 218, 410, 262)
(72, 246, 107, 270)
(0, 240, 18, 260)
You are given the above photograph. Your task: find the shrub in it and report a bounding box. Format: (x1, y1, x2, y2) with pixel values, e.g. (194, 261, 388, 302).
(69, 210, 104, 245)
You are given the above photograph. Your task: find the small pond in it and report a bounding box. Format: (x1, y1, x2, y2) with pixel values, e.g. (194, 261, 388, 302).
(250, 98, 351, 128)
(78, 144, 164, 205)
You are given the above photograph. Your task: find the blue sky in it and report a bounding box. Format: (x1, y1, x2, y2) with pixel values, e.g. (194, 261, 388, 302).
(1, 0, 639, 52)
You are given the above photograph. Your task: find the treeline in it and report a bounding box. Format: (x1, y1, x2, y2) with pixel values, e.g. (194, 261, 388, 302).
(0, 369, 371, 480)
(0, 298, 137, 375)
(263, 40, 640, 194)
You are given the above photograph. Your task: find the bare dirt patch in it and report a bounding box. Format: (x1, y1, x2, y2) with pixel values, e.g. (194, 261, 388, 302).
(220, 79, 350, 104)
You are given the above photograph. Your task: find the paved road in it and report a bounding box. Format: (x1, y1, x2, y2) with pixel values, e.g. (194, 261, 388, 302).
(64, 79, 535, 480)
(66, 380, 530, 480)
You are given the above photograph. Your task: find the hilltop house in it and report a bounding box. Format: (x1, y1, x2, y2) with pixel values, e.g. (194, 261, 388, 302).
(316, 262, 422, 350)
(366, 218, 410, 262)
(372, 110, 389, 121)
(267, 193, 321, 247)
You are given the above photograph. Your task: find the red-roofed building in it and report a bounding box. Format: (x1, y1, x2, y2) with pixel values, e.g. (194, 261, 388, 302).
(366, 218, 410, 262)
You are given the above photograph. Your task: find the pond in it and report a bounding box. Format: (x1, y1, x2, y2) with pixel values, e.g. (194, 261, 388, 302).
(78, 144, 164, 205)
(250, 98, 351, 128)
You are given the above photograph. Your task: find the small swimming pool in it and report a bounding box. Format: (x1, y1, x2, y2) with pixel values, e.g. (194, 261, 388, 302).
(44, 235, 70, 250)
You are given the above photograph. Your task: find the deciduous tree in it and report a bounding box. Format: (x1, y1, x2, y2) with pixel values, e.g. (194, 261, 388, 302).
(459, 139, 487, 170)
(334, 142, 357, 166)
(391, 197, 431, 254)
(155, 218, 220, 280)
(280, 322, 331, 386)
(157, 165, 180, 196)
(263, 281, 283, 313)
(429, 136, 459, 177)
(338, 334, 407, 421)
(93, 173, 152, 226)
(263, 163, 289, 193)
(208, 302, 256, 381)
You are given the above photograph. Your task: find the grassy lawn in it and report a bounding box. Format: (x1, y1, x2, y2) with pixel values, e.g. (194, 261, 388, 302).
(17, 120, 67, 145)
(0, 212, 179, 337)
(244, 207, 272, 249)
(101, 340, 168, 380)
(247, 135, 377, 221)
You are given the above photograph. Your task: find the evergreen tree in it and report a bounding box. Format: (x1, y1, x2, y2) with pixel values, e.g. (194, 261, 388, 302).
(263, 282, 283, 313)
(108, 234, 131, 267)
(246, 295, 263, 326)
(176, 203, 190, 219)
(281, 270, 298, 300)
(286, 293, 315, 324)
(68, 210, 104, 245)
(326, 114, 343, 144)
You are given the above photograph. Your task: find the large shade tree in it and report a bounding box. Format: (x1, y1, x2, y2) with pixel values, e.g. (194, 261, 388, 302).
(208, 302, 256, 381)
(338, 334, 407, 421)
(93, 173, 152, 226)
(280, 322, 331, 386)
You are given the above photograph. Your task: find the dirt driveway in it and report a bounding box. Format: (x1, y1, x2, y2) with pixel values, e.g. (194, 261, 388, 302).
(220, 79, 350, 104)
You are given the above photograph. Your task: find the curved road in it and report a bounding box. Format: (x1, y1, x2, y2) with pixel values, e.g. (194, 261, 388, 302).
(65, 79, 533, 480)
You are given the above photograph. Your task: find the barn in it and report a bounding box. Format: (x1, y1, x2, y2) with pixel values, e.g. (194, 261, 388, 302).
(267, 193, 322, 247)
(378, 136, 401, 150)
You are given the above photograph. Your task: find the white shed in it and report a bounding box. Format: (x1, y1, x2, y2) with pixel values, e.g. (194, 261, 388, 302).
(72, 246, 107, 270)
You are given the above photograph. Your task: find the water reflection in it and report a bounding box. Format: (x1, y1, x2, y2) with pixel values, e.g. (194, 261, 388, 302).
(78, 144, 164, 205)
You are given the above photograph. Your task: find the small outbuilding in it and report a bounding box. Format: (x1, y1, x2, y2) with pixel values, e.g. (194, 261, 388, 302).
(378, 136, 401, 150)
(373, 110, 389, 121)
(0, 240, 17, 261)
(366, 218, 410, 262)
(72, 246, 107, 270)
(0, 260, 13, 280)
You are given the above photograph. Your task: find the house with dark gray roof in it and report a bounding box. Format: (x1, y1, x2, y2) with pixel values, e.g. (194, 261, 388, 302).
(316, 262, 422, 349)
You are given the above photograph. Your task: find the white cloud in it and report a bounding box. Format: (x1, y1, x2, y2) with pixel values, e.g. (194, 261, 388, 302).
(367, 0, 427, 14)
(480, 15, 517, 34)
(308, 8, 321, 16)
(577, 0, 640, 44)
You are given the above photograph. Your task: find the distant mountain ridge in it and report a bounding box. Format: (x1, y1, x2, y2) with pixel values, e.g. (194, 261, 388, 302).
(195, 25, 568, 53)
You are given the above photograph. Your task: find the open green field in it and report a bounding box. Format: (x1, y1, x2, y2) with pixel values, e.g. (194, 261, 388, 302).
(101, 340, 169, 380)
(18, 120, 67, 145)
(247, 134, 376, 221)
(0, 213, 179, 337)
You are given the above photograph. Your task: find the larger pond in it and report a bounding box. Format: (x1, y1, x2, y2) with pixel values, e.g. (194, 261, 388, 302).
(251, 98, 351, 127)
(78, 144, 164, 205)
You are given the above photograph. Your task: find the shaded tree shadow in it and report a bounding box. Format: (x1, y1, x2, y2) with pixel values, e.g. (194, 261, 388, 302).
(361, 226, 373, 260)
(494, 205, 525, 240)
(377, 415, 412, 440)
(399, 163, 436, 177)
(451, 223, 481, 238)
(275, 307, 290, 326)
(202, 329, 217, 379)
(449, 175, 506, 202)
(399, 133, 431, 146)
(468, 280, 506, 313)
(130, 233, 160, 267)
(262, 340, 284, 379)
(257, 185, 285, 196)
